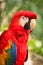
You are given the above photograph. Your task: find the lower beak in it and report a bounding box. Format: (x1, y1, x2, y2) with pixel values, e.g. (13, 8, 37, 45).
(24, 22, 30, 30)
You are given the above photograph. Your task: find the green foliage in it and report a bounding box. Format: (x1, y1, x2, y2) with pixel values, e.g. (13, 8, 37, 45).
(6, 0, 17, 15)
(28, 39, 43, 56)
(0, 25, 8, 32)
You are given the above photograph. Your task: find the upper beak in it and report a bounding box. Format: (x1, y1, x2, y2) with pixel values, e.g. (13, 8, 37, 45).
(30, 19, 36, 31)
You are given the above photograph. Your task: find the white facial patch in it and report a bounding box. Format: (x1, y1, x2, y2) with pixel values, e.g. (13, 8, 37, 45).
(20, 16, 29, 27)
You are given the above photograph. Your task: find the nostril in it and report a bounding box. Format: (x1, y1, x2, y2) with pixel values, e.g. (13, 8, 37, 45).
(24, 22, 30, 30)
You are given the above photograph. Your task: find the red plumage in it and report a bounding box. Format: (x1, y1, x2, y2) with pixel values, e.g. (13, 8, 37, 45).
(0, 10, 37, 65)
(10, 10, 37, 23)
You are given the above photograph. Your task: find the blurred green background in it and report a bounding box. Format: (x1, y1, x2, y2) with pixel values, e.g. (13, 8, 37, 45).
(0, 0, 43, 56)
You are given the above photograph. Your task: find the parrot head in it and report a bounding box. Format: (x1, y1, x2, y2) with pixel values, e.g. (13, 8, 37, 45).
(9, 10, 37, 34)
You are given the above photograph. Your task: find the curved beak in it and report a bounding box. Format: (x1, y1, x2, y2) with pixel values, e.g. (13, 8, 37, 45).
(30, 19, 36, 31)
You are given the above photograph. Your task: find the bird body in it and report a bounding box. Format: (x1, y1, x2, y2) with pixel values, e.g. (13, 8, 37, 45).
(0, 10, 37, 65)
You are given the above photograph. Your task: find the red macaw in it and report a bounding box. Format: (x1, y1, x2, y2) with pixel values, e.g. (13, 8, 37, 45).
(0, 10, 37, 65)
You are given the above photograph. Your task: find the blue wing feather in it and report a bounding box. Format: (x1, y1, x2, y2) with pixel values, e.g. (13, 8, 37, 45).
(5, 43, 17, 65)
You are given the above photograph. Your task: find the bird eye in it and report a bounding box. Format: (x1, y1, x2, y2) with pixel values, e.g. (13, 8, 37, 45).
(22, 16, 25, 19)
(21, 16, 25, 20)
(20, 16, 29, 27)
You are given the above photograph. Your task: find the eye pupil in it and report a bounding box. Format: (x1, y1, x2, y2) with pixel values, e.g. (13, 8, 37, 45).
(22, 16, 24, 19)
